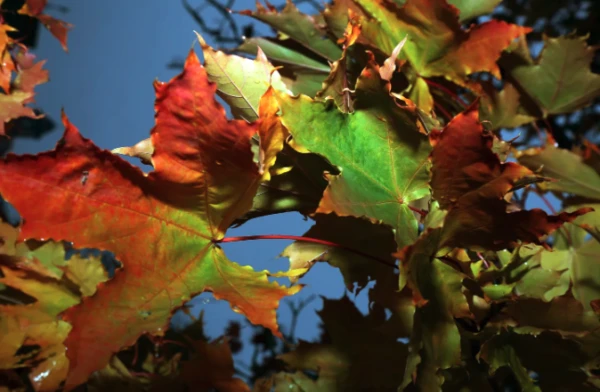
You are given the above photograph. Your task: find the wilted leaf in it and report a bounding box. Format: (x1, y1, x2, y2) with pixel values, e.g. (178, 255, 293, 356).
(0, 50, 300, 389)
(112, 138, 154, 166)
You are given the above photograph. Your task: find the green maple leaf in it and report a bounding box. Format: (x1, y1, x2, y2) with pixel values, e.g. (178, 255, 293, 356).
(518, 145, 600, 201)
(240, 0, 342, 62)
(272, 54, 431, 248)
(506, 34, 600, 116)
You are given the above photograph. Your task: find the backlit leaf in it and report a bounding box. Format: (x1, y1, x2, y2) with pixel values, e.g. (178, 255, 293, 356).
(506, 34, 600, 115)
(480, 81, 536, 130)
(18, 0, 72, 51)
(274, 54, 431, 248)
(237, 37, 331, 73)
(240, 0, 342, 62)
(196, 32, 289, 122)
(518, 145, 600, 201)
(447, 0, 502, 21)
(0, 236, 107, 391)
(429, 103, 590, 250)
(0, 50, 300, 389)
(354, 0, 528, 81)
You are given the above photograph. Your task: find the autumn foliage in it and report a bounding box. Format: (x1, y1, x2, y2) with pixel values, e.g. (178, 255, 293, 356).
(1, 0, 600, 391)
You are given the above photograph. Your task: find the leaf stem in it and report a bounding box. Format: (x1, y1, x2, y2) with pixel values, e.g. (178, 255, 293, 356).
(216, 234, 398, 270)
(423, 78, 468, 108)
(434, 101, 453, 121)
(408, 204, 428, 217)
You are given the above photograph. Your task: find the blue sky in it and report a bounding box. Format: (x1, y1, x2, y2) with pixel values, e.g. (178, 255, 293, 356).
(16, 0, 353, 366)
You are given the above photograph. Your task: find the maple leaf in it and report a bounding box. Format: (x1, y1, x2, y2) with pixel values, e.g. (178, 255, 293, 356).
(269, 296, 410, 391)
(0, 90, 41, 135)
(18, 0, 72, 51)
(396, 228, 472, 390)
(315, 12, 363, 113)
(429, 102, 590, 250)
(0, 49, 301, 389)
(479, 334, 542, 391)
(517, 145, 600, 201)
(0, 24, 16, 57)
(236, 144, 334, 223)
(237, 37, 331, 74)
(196, 32, 289, 122)
(479, 80, 537, 130)
(272, 53, 431, 248)
(12, 48, 49, 96)
(0, 232, 108, 391)
(281, 214, 415, 335)
(349, 0, 529, 82)
(240, 0, 342, 62)
(503, 34, 600, 116)
(0, 49, 15, 93)
(180, 338, 250, 392)
(0, 48, 47, 136)
(552, 205, 600, 310)
(447, 0, 502, 21)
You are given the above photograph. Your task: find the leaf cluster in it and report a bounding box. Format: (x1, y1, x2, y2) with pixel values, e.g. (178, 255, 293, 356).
(1, 0, 600, 391)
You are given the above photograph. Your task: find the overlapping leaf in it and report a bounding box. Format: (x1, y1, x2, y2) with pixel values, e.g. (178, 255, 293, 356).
(0, 226, 108, 391)
(397, 228, 472, 390)
(504, 34, 600, 116)
(351, 0, 529, 81)
(18, 0, 72, 51)
(272, 53, 431, 248)
(518, 145, 600, 201)
(196, 32, 289, 122)
(264, 296, 409, 391)
(0, 50, 301, 389)
(429, 103, 590, 250)
(240, 0, 342, 62)
(0, 20, 48, 135)
(282, 214, 415, 333)
(180, 338, 250, 392)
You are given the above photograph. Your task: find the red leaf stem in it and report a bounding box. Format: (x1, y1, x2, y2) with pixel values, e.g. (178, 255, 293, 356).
(216, 234, 398, 269)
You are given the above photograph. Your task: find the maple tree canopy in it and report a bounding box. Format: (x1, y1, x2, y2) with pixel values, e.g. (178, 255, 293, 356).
(0, 0, 599, 391)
